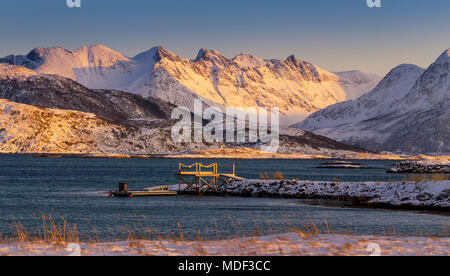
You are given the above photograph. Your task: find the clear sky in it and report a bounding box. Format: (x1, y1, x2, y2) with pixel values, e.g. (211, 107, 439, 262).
(0, 0, 449, 75)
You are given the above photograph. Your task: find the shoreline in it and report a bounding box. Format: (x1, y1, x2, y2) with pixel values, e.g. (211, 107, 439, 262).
(180, 190, 450, 212)
(0, 152, 443, 161)
(177, 179, 450, 212)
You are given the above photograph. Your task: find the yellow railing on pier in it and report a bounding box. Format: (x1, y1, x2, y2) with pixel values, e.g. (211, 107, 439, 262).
(177, 162, 242, 194)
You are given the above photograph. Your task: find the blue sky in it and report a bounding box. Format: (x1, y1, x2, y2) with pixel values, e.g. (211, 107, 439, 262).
(0, 0, 449, 75)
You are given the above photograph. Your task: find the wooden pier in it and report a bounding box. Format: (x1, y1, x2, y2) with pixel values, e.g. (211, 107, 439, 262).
(107, 163, 244, 197)
(177, 162, 244, 195)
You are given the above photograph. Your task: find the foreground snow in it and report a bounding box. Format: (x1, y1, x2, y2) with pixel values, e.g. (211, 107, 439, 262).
(1, 233, 448, 256)
(184, 180, 450, 209)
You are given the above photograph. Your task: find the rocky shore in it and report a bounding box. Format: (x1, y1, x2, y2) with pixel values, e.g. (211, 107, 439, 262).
(388, 161, 450, 174)
(181, 179, 450, 210)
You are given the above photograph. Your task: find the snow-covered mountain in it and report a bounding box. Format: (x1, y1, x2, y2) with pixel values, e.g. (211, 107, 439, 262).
(0, 98, 201, 154)
(0, 63, 368, 155)
(295, 49, 450, 154)
(0, 99, 367, 155)
(0, 45, 380, 124)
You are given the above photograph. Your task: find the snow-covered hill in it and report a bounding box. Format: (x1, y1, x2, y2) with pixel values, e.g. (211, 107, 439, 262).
(0, 45, 380, 124)
(0, 99, 366, 155)
(295, 49, 450, 154)
(0, 98, 220, 154)
(0, 64, 174, 126)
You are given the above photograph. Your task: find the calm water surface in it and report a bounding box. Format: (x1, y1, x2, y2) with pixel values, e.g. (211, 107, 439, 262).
(0, 155, 448, 241)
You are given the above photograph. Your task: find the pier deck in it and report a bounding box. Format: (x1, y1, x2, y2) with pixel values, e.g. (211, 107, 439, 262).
(177, 162, 244, 194)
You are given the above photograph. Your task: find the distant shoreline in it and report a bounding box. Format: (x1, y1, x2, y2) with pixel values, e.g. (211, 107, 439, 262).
(0, 152, 426, 161)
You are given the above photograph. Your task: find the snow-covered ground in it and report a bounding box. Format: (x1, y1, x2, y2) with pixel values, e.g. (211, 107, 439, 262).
(183, 180, 450, 209)
(1, 233, 448, 256)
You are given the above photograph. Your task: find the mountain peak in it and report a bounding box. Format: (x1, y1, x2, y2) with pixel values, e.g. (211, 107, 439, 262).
(78, 44, 125, 56)
(194, 48, 227, 62)
(285, 55, 297, 64)
(133, 46, 175, 63)
(435, 48, 450, 64)
(370, 64, 424, 92)
(85, 44, 113, 51)
(30, 46, 73, 57)
(387, 64, 424, 75)
(232, 53, 274, 68)
(283, 55, 333, 82)
(284, 55, 314, 69)
(78, 44, 128, 57)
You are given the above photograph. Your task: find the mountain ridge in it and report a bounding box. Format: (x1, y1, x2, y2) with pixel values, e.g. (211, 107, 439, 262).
(0, 63, 175, 126)
(0, 63, 370, 155)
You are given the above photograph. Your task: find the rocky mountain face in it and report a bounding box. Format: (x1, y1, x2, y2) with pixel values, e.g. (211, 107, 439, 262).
(0, 98, 366, 155)
(0, 64, 174, 127)
(295, 49, 450, 154)
(1, 45, 380, 124)
(0, 98, 207, 154)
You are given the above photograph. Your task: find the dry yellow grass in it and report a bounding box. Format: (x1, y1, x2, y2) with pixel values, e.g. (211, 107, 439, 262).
(9, 215, 79, 246)
(259, 171, 285, 180)
(260, 172, 269, 180)
(403, 174, 449, 183)
(431, 174, 449, 182)
(271, 171, 285, 180)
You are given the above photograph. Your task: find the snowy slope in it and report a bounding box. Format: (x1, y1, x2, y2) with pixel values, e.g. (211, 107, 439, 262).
(0, 63, 39, 79)
(0, 99, 367, 155)
(0, 99, 209, 154)
(0, 63, 174, 125)
(297, 64, 425, 130)
(334, 70, 383, 100)
(295, 49, 450, 154)
(1, 45, 380, 123)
